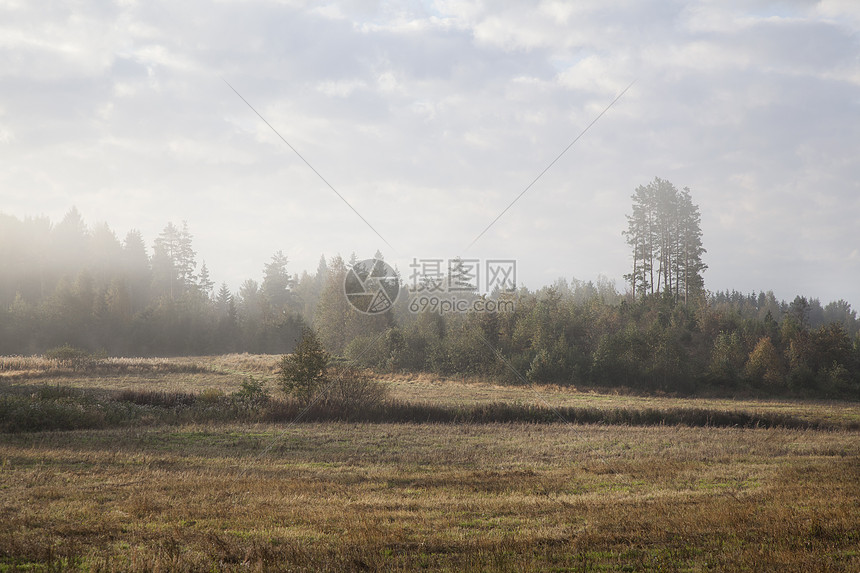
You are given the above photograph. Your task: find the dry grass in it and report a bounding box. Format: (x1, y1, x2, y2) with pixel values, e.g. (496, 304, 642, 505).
(1, 355, 859, 570)
(382, 372, 860, 428)
(0, 423, 858, 571)
(0, 354, 279, 394)
(4, 356, 858, 428)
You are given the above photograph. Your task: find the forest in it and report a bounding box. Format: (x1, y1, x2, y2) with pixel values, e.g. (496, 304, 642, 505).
(1, 187, 858, 399)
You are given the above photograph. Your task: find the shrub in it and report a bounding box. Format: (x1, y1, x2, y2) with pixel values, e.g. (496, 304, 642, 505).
(231, 377, 271, 407)
(343, 333, 387, 369)
(278, 327, 329, 404)
(44, 344, 105, 371)
(198, 388, 225, 404)
(324, 366, 390, 412)
(820, 362, 855, 396)
(527, 348, 564, 383)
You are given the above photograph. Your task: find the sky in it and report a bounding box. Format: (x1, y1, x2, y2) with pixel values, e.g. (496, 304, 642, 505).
(1, 0, 859, 306)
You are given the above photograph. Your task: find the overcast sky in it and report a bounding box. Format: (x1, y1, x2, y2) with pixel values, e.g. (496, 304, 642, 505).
(2, 0, 858, 306)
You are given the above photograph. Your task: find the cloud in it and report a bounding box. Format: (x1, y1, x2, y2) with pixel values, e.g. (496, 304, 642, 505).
(0, 0, 858, 306)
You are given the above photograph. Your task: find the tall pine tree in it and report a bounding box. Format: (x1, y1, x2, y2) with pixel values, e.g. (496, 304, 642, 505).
(624, 178, 706, 303)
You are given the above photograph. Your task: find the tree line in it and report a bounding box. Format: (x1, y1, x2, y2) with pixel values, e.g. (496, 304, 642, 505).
(342, 279, 859, 398)
(1, 191, 859, 398)
(0, 208, 308, 355)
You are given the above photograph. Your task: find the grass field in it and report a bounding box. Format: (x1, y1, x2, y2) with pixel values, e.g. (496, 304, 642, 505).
(3, 354, 858, 428)
(1, 354, 859, 571)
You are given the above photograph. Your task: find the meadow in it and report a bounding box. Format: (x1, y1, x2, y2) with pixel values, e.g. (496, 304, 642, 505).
(0, 354, 858, 571)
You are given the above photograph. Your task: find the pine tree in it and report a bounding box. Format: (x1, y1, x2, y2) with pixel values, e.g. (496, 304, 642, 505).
(624, 178, 706, 303)
(151, 221, 198, 298)
(122, 230, 151, 313)
(214, 282, 238, 351)
(677, 187, 707, 304)
(278, 327, 329, 404)
(176, 221, 197, 292)
(89, 222, 123, 288)
(216, 283, 233, 314)
(623, 184, 653, 298)
(152, 222, 180, 299)
(262, 250, 292, 312)
(52, 207, 89, 267)
(197, 261, 214, 299)
(314, 255, 351, 353)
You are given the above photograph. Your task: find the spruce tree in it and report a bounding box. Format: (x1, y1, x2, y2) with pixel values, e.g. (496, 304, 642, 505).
(278, 327, 329, 403)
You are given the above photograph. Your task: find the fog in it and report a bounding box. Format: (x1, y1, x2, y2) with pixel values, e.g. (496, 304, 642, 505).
(1, 0, 858, 304)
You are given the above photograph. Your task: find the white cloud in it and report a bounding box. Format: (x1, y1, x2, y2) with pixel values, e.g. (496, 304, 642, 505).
(815, 0, 860, 28)
(376, 71, 401, 93)
(0, 0, 857, 305)
(556, 54, 633, 95)
(316, 78, 368, 97)
(130, 44, 199, 73)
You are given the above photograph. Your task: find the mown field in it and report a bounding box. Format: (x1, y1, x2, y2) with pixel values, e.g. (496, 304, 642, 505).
(1, 354, 859, 571)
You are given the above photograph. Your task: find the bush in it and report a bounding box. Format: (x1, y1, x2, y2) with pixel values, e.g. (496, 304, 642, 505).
(527, 348, 565, 383)
(324, 366, 389, 412)
(231, 377, 271, 407)
(278, 327, 329, 404)
(343, 333, 387, 369)
(116, 390, 196, 408)
(198, 388, 225, 404)
(43, 344, 105, 371)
